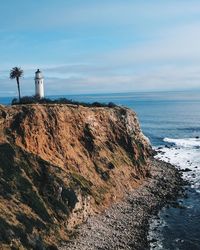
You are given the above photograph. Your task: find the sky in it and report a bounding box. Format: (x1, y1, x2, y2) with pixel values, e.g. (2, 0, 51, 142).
(1, 0, 200, 96)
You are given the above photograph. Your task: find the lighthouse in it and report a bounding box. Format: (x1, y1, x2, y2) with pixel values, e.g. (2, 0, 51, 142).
(35, 69, 44, 98)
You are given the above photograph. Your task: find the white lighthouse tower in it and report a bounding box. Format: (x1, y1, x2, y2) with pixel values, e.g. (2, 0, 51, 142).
(35, 69, 44, 98)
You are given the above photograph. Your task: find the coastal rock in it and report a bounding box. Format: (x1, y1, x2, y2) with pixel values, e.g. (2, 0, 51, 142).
(181, 168, 192, 172)
(60, 159, 183, 250)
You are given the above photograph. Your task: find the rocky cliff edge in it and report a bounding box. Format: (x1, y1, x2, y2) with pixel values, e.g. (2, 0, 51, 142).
(0, 104, 151, 249)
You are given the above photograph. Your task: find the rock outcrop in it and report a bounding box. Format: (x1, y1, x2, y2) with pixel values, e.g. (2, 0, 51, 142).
(0, 104, 151, 249)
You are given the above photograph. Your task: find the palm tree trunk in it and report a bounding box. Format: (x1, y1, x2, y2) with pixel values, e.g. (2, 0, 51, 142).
(16, 77, 21, 102)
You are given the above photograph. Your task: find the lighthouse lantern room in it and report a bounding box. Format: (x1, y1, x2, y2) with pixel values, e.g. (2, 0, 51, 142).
(35, 69, 44, 98)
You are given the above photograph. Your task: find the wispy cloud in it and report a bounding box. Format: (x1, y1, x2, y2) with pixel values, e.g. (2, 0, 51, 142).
(1, 1, 200, 95)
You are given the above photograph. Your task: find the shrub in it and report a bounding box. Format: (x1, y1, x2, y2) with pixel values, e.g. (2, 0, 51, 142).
(11, 98, 18, 105)
(94, 163, 110, 181)
(108, 102, 117, 108)
(11, 96, 117, 108)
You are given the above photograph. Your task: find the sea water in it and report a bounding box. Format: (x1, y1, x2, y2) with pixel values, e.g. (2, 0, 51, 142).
(2, 90, 200, 249)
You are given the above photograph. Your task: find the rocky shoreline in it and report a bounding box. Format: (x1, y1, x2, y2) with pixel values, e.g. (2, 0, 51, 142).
(60, 158, 184, 250)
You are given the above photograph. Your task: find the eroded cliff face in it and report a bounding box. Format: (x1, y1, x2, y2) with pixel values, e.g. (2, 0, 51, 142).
(0, 104, 151, 249)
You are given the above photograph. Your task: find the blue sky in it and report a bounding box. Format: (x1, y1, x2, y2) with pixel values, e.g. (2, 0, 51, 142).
(1, 0, 200, 96)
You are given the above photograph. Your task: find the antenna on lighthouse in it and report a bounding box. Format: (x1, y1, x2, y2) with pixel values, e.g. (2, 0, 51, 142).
(35, 69, 44, 98)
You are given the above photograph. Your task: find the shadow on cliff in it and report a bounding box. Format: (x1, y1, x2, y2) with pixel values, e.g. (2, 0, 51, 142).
(0, 142, 81, 249)
(0, 104, 152, 249)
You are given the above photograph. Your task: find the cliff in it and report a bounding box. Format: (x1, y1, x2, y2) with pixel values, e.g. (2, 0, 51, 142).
(0, 104, 152, 249)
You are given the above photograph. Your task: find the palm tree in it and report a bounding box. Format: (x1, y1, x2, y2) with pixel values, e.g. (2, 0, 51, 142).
(10, 67, 23, 102)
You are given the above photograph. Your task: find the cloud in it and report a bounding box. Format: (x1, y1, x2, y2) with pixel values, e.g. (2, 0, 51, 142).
(99, 22, 200, 66)
(1, 1, 200, 95)
(1, 62, 200, 97)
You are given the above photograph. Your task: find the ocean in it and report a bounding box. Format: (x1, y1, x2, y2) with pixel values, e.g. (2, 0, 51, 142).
(2, 90, 200, 250)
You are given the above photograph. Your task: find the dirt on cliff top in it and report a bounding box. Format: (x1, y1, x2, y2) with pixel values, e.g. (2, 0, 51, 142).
(0, 104, 151, 249)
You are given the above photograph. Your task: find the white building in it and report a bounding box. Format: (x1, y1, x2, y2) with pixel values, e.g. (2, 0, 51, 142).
(35, 69, 44, 98)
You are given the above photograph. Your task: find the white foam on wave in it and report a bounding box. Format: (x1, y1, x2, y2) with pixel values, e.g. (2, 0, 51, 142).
(148, 214, 167, 250)
(155, 137, 200, 189)
(156, 135, 200, 177)
(149, 137, 200, 249)
(164, 137, 200, 148)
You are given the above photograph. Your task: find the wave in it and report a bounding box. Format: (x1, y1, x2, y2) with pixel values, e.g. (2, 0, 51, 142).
(164, 137, 200, 148)
(178, 127, 200, 131)
(155, 137, 200, 189)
